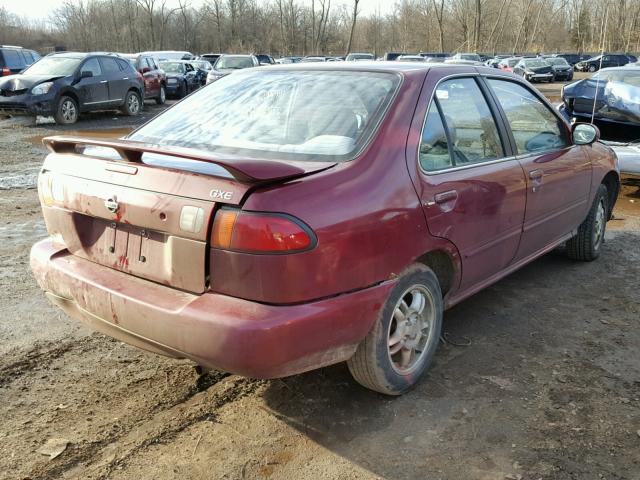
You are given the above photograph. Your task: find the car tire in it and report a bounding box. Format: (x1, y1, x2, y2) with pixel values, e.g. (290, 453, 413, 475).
(179, 81, 187, 98)
(347, 265, 443, 396)
(54, 96, 79, 125)
(156, 85, 166, 105)
(122, 90, 141, 116)
(588, 65, 597, 73)
(566, 184, 608, 262)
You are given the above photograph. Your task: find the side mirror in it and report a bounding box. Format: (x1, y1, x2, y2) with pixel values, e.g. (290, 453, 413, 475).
(141, 67, 151, 74)
(80, 70, 93, 79)
(572, 123, 600, 145)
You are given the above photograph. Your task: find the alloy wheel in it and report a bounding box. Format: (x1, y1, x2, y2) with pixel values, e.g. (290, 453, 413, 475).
(593, 198, 606, 250)
(387, 285, 436, 375)
(128, 93, 140, 113)
(61, 100, 77, 123)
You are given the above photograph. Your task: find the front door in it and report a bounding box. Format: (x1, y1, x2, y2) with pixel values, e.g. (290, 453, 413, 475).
(412, 76, 527, 290)
(77, 58, 109, 108)
(485, 78, 592, 260)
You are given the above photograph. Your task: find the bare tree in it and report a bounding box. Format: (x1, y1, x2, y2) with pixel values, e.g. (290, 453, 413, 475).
(345, 0, 360, 55)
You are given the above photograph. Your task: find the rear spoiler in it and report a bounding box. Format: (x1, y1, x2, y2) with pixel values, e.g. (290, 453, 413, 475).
(42, 135, 334, 184)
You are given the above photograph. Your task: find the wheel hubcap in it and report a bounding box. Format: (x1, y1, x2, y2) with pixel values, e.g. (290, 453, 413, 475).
(387, 285, 435, 374)
(129, 94, 139, 112)
(594, 199, 606, 249)
(61, 100, 76, 121)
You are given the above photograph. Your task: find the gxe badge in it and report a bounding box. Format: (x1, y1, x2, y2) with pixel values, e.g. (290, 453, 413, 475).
(104, 196, 119, 214)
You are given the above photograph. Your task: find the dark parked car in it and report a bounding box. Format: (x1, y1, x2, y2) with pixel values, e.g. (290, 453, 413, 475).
(188, 60, 213, 85)
(121, 53, 166, 104)
(419, 52, 449, 59)
(158, 60, 200, 98)
(513, 58, 554, 82)
(553, 53, 581, 66)
(1, 45, 41, 76)
(560, 66, 640, 127)
(545, 57, 574, 81)
(255, 54, 275, 65)
(383, 52, 405, 61)
(31, 63, 619, 395)
(206, 54, 259, 84)
(575, 54, 629, 72)
(626, 54, 638, 63)
(198, 53, 222, 64)
(0, 52, 144, 124)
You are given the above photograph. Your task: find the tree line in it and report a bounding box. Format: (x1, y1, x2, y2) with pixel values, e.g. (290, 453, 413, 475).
(0, 0, 638, 57)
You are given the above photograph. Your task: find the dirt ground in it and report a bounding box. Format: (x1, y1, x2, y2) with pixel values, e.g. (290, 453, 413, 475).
(1, 83, 639, 480)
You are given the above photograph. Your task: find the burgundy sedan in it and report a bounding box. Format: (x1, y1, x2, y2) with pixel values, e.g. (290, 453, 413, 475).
(31, 63, 619, 395)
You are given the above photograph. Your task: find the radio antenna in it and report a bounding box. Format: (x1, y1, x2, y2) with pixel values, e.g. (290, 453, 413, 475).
(591, 4, 610, 124)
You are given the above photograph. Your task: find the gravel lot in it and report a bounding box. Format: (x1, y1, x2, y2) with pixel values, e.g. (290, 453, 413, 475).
(1, 82, 639, 480)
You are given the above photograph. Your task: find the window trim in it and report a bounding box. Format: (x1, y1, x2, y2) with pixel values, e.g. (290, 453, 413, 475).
(417, 73, 513, 175)
(483, 75, 573, 158)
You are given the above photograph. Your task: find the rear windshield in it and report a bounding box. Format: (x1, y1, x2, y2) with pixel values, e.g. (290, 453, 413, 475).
(129, 70, 399, 162)
(23, 56, 81, 76)
(159, 61, 183, 73)
(547, 58, 569, 66)
(215, 56, 254, 69)
(525, 59, 547, 67)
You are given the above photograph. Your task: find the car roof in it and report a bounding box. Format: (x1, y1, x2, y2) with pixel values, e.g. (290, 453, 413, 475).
(250, 61, 519, 78)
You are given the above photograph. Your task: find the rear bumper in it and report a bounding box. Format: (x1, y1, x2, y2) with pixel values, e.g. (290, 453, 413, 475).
(31, 238, 392, 378)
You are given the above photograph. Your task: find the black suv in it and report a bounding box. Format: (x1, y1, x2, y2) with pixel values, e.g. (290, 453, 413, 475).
(0, 52, 144, 124)
(575, 53, 629, 72)
(1, 45, 41, 76)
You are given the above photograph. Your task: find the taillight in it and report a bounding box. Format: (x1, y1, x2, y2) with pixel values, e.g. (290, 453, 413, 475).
(211, 209, 315, 254)
(1, 67, 10, 76)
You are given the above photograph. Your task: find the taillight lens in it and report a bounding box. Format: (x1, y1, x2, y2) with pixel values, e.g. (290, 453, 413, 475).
(1, 67, 10, 76)
(211, 209, 315, 253)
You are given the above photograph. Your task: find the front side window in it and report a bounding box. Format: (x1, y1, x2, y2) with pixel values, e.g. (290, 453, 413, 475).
(488, 79, 569, 154)
(432, 78, 504, 166)
(129, 70, 399, 162)
(81, 58, 102, 77)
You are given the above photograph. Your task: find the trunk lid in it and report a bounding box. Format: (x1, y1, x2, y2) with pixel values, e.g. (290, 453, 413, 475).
(39, 136, 334, 293)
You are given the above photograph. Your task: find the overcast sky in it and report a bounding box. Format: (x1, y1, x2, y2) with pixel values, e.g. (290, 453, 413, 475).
(0, 0, 390, 21)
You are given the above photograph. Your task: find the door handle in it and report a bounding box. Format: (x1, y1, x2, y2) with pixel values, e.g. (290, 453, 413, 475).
(434, 190, 458, 204)
(529, 169, 544, 180)
(529, 169, 544, 193)
(100, 80, 108, 84)
(122, 77, 129, 80)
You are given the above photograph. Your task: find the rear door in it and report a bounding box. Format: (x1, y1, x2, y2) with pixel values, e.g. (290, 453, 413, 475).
(411, 74, 527, 290)
(486, 78, 592, 260)
(141, 56, 159, 97)
(77, 57, 109, 108)
(100, 56, 129, 105)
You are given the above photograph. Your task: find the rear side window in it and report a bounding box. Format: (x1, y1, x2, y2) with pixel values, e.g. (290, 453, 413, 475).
(100, 57, 121, 74)
(2, 49, 24, 68)
(419, 102, 453, 171)
(116, 58, 129, 71)
(433, 78, 504, 166)
(487, 79, 569, 154)
(20, 50, 33, 64)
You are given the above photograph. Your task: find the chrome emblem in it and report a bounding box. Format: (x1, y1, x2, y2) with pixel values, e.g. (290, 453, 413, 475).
(104, 197, 119, 213)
